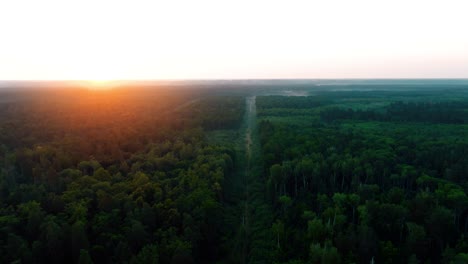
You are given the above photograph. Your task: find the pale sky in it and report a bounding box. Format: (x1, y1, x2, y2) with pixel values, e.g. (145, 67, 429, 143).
(1, 0, 467, 80)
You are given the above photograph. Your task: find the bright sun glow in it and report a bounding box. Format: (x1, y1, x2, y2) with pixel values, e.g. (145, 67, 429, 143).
(1, 0, 468, 80)
(84, 80, 121, 91)
(88, 80, 111, 86)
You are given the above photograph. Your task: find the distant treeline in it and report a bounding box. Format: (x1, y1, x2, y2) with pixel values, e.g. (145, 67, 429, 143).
(177, 96, 244, 130)
(256, 95, 327, 109)
(321, 101, 468, 124)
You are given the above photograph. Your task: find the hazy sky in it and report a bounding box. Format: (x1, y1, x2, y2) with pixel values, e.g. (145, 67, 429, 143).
(1, 0, 467, 80)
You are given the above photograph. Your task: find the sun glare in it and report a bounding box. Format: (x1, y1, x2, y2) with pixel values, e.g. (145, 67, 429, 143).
(86, 80, 116, 90)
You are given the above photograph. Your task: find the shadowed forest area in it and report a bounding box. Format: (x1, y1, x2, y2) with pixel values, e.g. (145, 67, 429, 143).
(0, 81, 468, 263)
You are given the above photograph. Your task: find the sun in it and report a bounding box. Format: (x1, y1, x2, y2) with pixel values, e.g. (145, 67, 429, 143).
(81, 69, 121, 90)
(85, 79, 117, 90)
(89, 79, 112, 85)
(75, 59, 124, 89)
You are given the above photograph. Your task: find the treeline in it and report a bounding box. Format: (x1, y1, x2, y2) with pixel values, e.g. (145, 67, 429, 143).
(178, 96, 245, 130)
(0, 89, 243, 263)
(0, 90, 244, 166)
(0, 88, 195, 163)
(321, 101, 468, 124)
(258, 98, 468, 263)
(256, 96, 326, 110)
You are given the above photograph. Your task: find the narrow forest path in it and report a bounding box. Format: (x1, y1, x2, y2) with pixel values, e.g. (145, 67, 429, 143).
(241, 96, 256, 263)
(223, 95, 274, 264)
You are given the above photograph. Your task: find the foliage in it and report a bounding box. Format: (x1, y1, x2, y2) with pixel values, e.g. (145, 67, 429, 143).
(257, 91, 468, 263)
(0, 88, 242, 263)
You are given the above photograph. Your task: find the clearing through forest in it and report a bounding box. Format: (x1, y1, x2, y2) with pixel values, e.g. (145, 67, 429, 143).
(242, 96, 255, 262)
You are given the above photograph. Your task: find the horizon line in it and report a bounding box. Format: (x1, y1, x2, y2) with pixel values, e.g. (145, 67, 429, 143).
(1, 78, 468, 82)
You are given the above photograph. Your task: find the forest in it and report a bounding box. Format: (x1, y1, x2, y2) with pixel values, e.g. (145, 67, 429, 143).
(256, 88, 468, 263)
(0, 87, 243, 263)
(0, 82, 467, 263)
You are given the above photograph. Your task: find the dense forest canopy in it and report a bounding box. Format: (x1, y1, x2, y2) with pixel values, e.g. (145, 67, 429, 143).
(0, 87, 243, 263)
(0, 83, 467, 263)
(256, 88, 468, 263)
